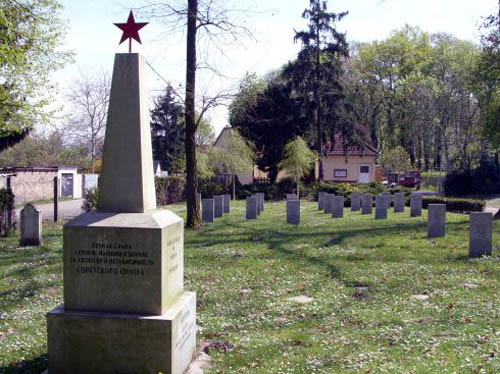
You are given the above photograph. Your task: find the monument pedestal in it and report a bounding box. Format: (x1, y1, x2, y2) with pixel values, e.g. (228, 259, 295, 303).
(47, 292, 196, 374)
(47, 52, 196, 374)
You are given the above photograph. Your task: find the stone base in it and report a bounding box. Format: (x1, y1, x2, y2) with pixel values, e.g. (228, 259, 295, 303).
(47, 291, 196, 374)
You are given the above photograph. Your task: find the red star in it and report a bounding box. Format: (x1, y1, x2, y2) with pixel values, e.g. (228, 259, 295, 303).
(114, 11, 148, 52)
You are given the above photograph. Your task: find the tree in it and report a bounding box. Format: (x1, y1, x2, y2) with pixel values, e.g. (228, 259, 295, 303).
(278, 136, 316, 195)
(139, 0, 252, 228)
(151, 83, 215, 173)
(217, 128, 255, 199)
(475, 1, 500, 150)
(64, 69, 110, 171)
(229, 71, 308, 183)
(0, 0, 72, 150)
(378, 146, 412, 174)
(0, 130, 90, 168)
(346, 27, 481, 172)
(287, 0, 349, 179)
(150, 84, 184, 171)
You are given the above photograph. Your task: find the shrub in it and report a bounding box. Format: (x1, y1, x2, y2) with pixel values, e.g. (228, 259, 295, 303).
(0, 188, 15, 235)
(421, 173, 444, 189)
(83, 177, 187, 209)
(444, 155, 500, 196)
(239, 182, 276, 200)
(155, 176, 186, 205)
(198, 180, 228, 198)
(422, 196, 485, 214)
(275, 177, 296, 199)
(82, 187, 99, 212)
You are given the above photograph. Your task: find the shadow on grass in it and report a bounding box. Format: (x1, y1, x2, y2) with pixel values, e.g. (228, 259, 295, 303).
(0, 354, 47, 374)
(188, 219, 469, 251)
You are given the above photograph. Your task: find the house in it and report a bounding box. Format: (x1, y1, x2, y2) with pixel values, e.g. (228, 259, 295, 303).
(153, 160, 164, 177)
(214, 127, 379, 184)
(321, 136, 379, 183)
(0, 166, 83, 204)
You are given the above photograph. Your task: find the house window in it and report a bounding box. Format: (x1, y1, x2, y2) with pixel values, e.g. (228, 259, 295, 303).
(334, 169, 348, 178)
(360, 166, 370, 174)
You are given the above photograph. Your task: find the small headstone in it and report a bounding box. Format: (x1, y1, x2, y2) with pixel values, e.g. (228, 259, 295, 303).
(318, 191, 327, 210)
(246, 196, 257, 220)
(361, 194, 373, 215)
(254, 195, 262, 215)
(223, 194, 231, 214)
(214, 195, 224, 218)
(287, 198, 300, 224)
(428, 204, 446, 238)
(257, 192, 264, 211)
(382, 192, 392, 208)
(202, 198, 215, 223)
(410, 193, 422, 217)
(324, 194, 335, 214)
(394, 193, 405, 213)
(332, 196, 344, 218)
(375, 195, 387, 219)
(351, 192, 361, 211)
(469, 212, 493, 257)
(20, 203, 42, 246)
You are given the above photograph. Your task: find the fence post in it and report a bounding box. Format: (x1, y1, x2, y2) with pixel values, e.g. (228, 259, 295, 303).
(54, 176, 59, 222)
(6, 176, 12, 235)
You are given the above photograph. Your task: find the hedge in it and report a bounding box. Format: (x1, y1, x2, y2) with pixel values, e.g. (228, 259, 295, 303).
(84, 176, 187, 210)
(422, 196, 485, 214)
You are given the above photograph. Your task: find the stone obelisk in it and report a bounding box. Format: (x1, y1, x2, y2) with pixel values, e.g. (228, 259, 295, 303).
(46, 53, 196, 374)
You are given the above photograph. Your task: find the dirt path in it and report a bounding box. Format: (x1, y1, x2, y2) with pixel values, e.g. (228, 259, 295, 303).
(15, 199, 84, 222)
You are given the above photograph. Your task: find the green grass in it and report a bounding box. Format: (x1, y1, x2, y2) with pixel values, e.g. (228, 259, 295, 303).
(1, 201, 499, 373)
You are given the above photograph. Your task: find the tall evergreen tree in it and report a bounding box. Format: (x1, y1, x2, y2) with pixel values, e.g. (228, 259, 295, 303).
(150, 85, 185, 171)
(287, 0, 349, 179)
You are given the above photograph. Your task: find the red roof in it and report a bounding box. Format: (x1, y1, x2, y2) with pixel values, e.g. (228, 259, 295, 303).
(323, 135, 378, 156)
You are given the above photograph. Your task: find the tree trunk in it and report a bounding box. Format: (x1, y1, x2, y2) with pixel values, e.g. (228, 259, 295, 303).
(315, 19, 323, 181)
(435, 129, 442, 170)
(185, 0, 200, 228)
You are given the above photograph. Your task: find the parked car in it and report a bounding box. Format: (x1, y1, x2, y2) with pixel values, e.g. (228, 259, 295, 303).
(399, 170, 421, 188)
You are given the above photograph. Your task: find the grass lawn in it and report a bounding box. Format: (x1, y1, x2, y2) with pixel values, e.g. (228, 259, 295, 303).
(1, 200, 499, 373)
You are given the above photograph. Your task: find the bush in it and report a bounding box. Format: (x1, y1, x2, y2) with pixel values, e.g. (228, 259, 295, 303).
(422, 196, 485, 214)
(239, 182, 276, 200)
(82, 187, 99, 212)
(304, 182, 388, 206)
(155, 176, 186, 205)
(275, 177, 297, 199)
(0, 188, 15, 235)
(198, 179, 228, 198)
(421, 172, 444, 189)
(83, 177, 187, 209)
(444, 154, 500, 196)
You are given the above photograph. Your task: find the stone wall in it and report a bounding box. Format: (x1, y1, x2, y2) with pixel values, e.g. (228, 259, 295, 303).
(11, 169, 57, 204)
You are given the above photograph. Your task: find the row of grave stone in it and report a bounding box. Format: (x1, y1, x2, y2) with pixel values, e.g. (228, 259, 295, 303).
(201, 194, 231, 223)
(245, 193, 265, 219)
(286, 193, 494, 258)
(318, 191, 417, 216)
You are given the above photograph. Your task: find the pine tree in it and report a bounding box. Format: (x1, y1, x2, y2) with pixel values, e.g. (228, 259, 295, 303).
(150, 85, 185, 171)
(287, 0, 349, 179)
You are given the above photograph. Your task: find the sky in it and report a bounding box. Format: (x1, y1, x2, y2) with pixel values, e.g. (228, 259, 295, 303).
(55, 0, 499, 136)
